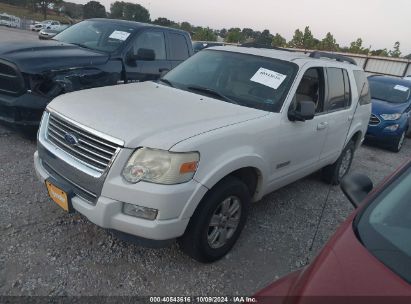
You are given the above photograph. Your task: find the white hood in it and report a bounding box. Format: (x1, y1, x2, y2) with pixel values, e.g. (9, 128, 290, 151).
(48, 81, 268, 149)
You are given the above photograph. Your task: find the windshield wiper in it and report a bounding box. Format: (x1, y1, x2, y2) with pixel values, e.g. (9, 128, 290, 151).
(186, 85, 238, 104)
(69, 42, 92, 50)
(158, 79, 174, 87)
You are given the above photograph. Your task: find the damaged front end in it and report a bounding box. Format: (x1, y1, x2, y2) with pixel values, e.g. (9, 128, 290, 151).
(0, 63, 119, 127)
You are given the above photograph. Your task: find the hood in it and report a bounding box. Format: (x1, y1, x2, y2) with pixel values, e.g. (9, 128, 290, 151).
(48, 81, 268, 149)
(0, 40, 109, 74)
(371, 98, 409, 116)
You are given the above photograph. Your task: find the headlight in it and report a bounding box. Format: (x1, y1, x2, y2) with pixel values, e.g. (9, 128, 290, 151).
(122, 148, 199, 184)
(380, 113, 402, 121)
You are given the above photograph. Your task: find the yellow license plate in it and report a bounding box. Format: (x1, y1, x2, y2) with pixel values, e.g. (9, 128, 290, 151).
(46, 181, 69, 212)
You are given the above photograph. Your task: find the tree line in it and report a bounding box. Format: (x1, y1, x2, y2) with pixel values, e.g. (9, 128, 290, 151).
(0, 0, 406, 58)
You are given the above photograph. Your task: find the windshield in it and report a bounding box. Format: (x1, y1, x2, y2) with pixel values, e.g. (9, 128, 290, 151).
(356, 164, 411, 283)
(369, 79, 410, 103)
(163, 49, 298, 112)
(54, 20, 135, 53)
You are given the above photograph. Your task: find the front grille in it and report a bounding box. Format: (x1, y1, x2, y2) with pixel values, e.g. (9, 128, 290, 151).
(369, 114, 380, 126)
(46, 113, 121, 173)
(0, 59, 25, 96)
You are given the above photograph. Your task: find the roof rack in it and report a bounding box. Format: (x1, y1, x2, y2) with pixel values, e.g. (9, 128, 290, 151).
(309, 51, 357, 65)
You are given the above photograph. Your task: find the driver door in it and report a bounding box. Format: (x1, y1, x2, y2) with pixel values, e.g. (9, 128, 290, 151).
(125, 30, 171, 82)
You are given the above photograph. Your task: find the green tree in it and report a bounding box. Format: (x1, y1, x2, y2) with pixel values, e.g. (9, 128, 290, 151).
(272, 33, 286, 47)
(193, 27, 216, 41)
(180, 21, 192, 32)
(255, 29, 273, 46)
(83, 0, 106, 19)
(153, 17, 176, 27)
(349, 38, 365, 54)
(241, 28, 254, 40)
(389, 41, 401, 58)
(226, 28, 244, 43)
(110, 1, 150, 22)
(289, 29, 304, 48)
(319, 32, 338, 51)
(370, 49, 389, 57)
(302, 26, 315, 50)
(34, 0, 63, 19)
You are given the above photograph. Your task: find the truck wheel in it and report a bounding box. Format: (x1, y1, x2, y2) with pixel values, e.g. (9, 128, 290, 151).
(390, 131, 406, 153)
(322, 141, 355, 185)
(178, 176, 250, 263)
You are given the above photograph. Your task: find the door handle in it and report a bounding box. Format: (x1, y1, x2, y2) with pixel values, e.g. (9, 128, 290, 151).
(159, 68, 170, 73)
(317, 122, 328, 130)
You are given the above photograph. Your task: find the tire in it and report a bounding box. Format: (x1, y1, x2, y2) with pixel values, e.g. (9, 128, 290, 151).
(390, 131, 406, 153)
(178, 176, 250, 263)
(322, 141, 355, 185)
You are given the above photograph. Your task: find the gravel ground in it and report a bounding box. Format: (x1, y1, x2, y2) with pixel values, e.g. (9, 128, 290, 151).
(0, 28, 410, 297)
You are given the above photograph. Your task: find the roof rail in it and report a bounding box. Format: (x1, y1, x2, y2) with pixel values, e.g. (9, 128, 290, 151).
(309, 51, 357, 65)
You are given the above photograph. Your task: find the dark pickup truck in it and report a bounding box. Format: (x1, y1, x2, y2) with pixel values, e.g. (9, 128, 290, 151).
(0, 18, 193, 126)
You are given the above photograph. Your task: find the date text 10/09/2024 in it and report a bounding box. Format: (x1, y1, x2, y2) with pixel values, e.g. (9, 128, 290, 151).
(149, 296, 257, 303)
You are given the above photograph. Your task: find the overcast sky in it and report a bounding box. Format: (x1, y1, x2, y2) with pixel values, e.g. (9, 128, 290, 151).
(73, 0, 411, 54)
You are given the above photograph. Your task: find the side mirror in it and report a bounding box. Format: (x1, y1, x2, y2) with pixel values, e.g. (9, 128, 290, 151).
(288, 101, 315, 122)
(340, 173, 374, 208)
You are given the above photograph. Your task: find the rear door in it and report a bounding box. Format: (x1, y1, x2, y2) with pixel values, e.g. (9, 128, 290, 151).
(320, 67, 354, 161)
(167, 32, 192, 69)
(125, 29, 171, 82)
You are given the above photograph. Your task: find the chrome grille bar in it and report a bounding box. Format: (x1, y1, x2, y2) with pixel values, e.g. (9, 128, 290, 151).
(46, 112, 122, 173)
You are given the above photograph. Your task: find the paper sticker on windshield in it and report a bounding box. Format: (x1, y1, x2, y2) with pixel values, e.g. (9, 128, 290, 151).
(394, 85, 409, 92)
(109, 31, 130, 41)
(250, 68, 287, 90)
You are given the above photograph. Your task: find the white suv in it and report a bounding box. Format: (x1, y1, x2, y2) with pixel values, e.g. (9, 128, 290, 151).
(34, 47, 371, 262)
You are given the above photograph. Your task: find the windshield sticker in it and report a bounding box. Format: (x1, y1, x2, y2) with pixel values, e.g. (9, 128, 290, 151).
(109, 30, 130, 41)
(250, 68, 287, 90)
(394, 85, 409, 92)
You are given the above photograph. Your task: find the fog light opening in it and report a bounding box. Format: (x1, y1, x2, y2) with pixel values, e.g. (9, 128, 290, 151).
(384, 124, 400, 132)
(123, 203, 158, 220)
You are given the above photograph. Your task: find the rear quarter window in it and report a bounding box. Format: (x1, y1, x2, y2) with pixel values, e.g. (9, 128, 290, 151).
(169, 33, 190, 61)
(326, 67, 351, 111)
(353, 70, 371, 105)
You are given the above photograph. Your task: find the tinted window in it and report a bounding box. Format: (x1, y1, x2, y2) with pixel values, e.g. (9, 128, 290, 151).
(134, 31, 166, 60)
(293, 68, 325, 113)
(163, 50, 298, 112)
(169, 33, 189, 60)
(356, 165, 411, 283)
(326, 68, 347, 111)
(343, 70, 352, 107)
(54, 20, 134, 52)
(368, 78, 411, 103)
(353, 71, 371, 105)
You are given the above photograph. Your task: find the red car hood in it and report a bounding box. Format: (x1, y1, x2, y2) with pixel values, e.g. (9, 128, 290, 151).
(257, 213, 411, 300)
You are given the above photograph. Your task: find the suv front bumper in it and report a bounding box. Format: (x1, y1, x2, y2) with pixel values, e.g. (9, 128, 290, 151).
(34, 150, 208, 241)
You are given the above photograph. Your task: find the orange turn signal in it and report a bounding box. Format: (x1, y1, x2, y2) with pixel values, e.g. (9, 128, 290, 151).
(180, 161, 198, 174)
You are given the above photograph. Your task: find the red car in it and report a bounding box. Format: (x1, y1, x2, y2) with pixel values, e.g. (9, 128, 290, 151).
(256, 159, 411, 302)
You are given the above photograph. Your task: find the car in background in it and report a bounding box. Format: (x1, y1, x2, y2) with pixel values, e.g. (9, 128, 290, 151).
(256, 159, 411, 300)
(193, 41, 224, 53)
(365, 76, 410, 152)
(38, 28, 65, 40)
(0, 18, 193, 126)
(30, 22, 43, 32)
(0, 13, 20, 28)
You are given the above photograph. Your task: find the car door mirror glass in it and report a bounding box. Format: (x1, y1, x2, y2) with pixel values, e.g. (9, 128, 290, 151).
(288, 100, 316, 122)
(340, 173, 373, 208)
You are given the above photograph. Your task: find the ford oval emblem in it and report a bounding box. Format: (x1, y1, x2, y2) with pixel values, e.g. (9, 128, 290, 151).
(64, 133, 79, 146)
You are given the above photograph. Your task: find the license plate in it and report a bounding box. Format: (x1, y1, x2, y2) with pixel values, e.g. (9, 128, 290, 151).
(45, 180, 70, 212)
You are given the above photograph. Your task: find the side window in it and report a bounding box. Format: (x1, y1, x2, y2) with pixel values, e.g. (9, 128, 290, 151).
(293, 67, 325, 114)
(133, 31, 166, 60)
(353, 70, 371, 105)
(326, 68, 349, 111)
(343, 70, 352, 107)
(169, 33, 189, 61)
